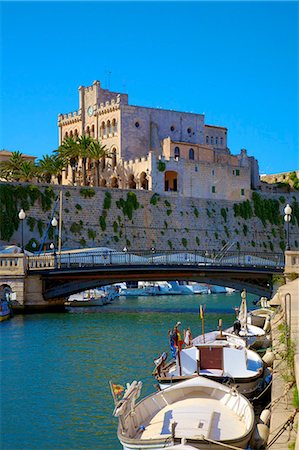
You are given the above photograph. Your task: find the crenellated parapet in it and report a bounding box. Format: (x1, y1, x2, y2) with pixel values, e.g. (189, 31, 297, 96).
(58, 110, 82, 126)
(96, 96, 121, 116)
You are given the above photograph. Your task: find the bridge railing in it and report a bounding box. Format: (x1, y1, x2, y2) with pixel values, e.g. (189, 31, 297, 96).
(26, 249, 285, 271)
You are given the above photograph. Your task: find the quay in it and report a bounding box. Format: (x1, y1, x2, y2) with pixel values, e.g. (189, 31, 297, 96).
(267, 251, 299, 449)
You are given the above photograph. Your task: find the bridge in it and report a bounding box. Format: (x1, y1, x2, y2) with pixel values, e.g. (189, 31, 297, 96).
(0, 249, 285, 310)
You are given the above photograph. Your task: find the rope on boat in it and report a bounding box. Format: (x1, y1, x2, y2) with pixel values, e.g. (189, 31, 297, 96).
(251, 378, 273, 402)
(265, 409, 298, 448)
(199, 435, 245, 450)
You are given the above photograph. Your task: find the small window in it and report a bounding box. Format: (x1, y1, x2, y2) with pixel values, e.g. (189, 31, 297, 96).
(212, 186, 216, 193)
(241, 188, 245, 196)
(189, 148, 194, 160)
(170, 125, 175, 131)
(215, 137, 218, 145)
(174, 147, 180, 158)
(135, 121, 140, 128)
(211, 137, 213, 145)
(206, 136, 209, 144)
(195, 166, 198, 172)
(187, 127, 192, 134)
(236, 169, 240, 176)
(220, 137, 223, 145)
(211, 169, 215, 176)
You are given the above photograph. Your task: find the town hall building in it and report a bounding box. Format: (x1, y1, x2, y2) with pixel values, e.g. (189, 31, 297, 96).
(58, 80, 260, 200)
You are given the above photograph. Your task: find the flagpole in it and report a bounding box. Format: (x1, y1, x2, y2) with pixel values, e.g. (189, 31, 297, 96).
(109, 380, 118, 406)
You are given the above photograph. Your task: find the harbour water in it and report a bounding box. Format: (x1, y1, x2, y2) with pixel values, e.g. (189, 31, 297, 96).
(1, 291, 255, 449)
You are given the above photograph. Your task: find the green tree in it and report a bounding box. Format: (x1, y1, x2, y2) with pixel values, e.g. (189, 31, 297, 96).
(88, 140, 110, 187)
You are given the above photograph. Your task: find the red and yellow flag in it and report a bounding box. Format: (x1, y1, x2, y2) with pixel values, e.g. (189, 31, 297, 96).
(112, 383, 125, 397)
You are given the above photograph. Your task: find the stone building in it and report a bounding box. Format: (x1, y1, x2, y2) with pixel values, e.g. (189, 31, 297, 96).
(58, 80, 260, 200)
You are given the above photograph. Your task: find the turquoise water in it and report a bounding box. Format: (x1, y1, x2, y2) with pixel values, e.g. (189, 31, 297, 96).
(1, 292, 255, 449)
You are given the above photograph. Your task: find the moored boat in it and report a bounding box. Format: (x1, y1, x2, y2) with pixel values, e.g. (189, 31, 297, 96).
(153, 330, 264, 397)
(112, 377, 255, 449)
(0, 298, 12, 322)
(225, 289, 270, 347)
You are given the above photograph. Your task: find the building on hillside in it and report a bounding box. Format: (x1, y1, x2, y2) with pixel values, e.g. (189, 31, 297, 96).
(57, 80, 260, 200)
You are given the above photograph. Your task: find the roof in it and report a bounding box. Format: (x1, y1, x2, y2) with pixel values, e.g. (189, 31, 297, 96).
(0, 149, 36, 159)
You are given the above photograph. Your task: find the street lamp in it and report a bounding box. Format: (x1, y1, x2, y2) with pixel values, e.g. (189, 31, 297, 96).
(51, 216, 58, 249)
(50, 242, 57, 268)
(284, 204, 292, 250)
(18, 209, 26, 253)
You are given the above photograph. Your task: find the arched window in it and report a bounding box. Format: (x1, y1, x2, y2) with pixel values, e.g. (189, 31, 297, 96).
(107, 120, 112, 136)
(69, 130, 73, 138)
(112, 119, 117, 135)
(112, 148, 117, 168)
(211, 136, 213, 145)
(189, 148, 194, 160)
(64, 132, 69, 139)
(91, 124, 95, 138)
(215, 137, 218, 145)
(128, 174, 136, 189)
(101, 121, 106, 138)
(174, 147, 180, 159)
(140, 172, 149, 190)
(206, 136, 209, 144)
(220, 137, 223, 145)
(86, 126, 90, 136)
(74, 129, 78, 137)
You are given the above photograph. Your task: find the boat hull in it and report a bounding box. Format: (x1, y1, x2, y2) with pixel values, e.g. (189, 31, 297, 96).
(0, 313, 11, 322)
(116, 378, 254, 450)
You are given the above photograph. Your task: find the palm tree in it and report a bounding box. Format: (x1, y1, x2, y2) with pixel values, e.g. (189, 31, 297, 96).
(37, 154, 66, 184)
(88, 141, 110, 186)
(18, 161, 38, 182)
(76, 135, 94, 186)
(56, 137, 79, 184)
(0, 151, 25, 181)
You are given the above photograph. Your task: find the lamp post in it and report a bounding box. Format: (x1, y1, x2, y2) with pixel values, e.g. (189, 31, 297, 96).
(18, 209, 26, 253)
(284, 204, 292, 250)
(51, 216, 58, 268)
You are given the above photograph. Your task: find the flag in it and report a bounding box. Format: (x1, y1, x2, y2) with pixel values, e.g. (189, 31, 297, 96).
(199, 304, 204, 319)
(111, 383, 125, 397)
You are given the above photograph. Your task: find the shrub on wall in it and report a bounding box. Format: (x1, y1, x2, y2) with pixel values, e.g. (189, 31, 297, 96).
(80, 188, 95, 198)
(116, 192, 140, 220)
(167, 240, 173, 249)
(157, 160, 166, 172)
(70, 222, 83, 235)
(193, 207, 199, 218)
(37, 219, 45, 237)
(182, 238, 187, 248)
(103, 192, 112, 210)
(150, 193, 160, 205)
(88, 229, 96, 241)
(196, 236, 200, 246)
(99, 215, 107, 231)
(0, 184, 55, 241)
(221, 208, 227, 222)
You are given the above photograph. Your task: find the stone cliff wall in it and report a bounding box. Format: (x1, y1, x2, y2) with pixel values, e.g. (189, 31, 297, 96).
(1, 183, 299, 254)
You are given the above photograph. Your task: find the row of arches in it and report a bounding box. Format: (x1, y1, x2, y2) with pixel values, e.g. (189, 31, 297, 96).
(63, 118, 118, 141)
(174, 147, 195, 160)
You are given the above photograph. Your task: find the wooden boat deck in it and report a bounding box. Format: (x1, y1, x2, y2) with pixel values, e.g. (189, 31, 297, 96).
(140, 397, 246, 441)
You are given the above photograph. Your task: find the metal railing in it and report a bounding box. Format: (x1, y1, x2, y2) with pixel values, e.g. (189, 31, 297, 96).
(26, 249, 285, 271)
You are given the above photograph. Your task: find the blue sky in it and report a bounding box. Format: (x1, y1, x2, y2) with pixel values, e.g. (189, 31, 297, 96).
(1, 1, 298, 174)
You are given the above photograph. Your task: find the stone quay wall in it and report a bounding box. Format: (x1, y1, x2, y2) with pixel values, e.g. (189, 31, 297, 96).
(1, 182, 299, 255)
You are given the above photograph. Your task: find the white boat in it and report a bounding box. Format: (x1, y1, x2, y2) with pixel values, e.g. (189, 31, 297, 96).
(248, 307, 274, 328)
(225, 289, 268, 347)
(153, 331, 264, 397)
(65, 287, 118, 307)
(113, 377, 255, 450)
